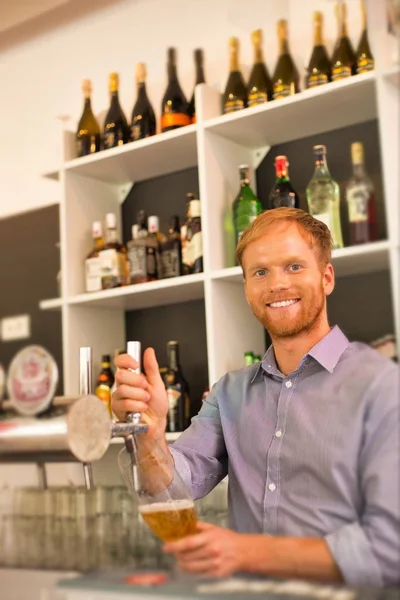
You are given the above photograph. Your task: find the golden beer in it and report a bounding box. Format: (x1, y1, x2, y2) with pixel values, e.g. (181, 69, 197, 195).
(139, 499, 197, 542)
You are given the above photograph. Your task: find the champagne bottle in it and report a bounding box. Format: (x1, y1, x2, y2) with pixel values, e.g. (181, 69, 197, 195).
(188, 49, 206, 124)
(163, 341, 191, 432)
(247, 29, 273, 106)
(272, 20, 300, 100)
(356, 0, 375, 73)
(306, 12, 332, 88)
(331, 2, 356, 81)
(130, 63, 156, 141)
(223, 37, 247, 114)
(76, 79, 101, 157)
(103, 73, 130, 149)
(161, 48, 190, 133)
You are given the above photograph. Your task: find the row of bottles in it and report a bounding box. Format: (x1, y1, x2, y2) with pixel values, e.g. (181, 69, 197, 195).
(244, 352, 262, 366)
(94, 342, 191, 432)
(85, 195, 202, 293)
(233, 140, 377, 251)
(223, 0, 374, 113)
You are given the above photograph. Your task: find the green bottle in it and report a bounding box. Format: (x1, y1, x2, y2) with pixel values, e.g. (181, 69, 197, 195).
(233, 165, 263, 247)
(244, 352, 255, 366)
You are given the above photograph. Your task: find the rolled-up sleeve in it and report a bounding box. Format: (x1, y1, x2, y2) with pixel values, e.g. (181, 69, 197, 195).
(169, 384, 228, 500)
(325, 364, 400, 586)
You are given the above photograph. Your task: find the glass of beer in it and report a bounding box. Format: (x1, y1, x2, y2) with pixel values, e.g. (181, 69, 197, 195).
(118, 440, 197, 543)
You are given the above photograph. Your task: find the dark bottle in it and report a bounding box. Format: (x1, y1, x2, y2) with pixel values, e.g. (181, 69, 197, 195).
(95, 354, 115, 418)
(272, 20, 300, 100)
(306, 12, 332, 88)
(188, 49, 206, 124)
(161, 48, 190, 133)
(76, 79, 101, 157)
(146, 215, 165, 280)
(181, 194, 193, 276)
(160, 216, 182, 279)
(356, 0, 375, 74)
(346, 142, 378, 245)
(247, 29, 273, 106)
(268, 156, 300, 209)
(186, 197, 203, 274)
(130, 63, 156, 141)
(103, 73, 130, 149)
(223, 37, 247, 114)
(331, 2, 357, 81)
(163, 341, 191, 433)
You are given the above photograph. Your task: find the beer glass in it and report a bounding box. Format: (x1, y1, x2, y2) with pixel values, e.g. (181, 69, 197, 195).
(118, 440, 197, 544)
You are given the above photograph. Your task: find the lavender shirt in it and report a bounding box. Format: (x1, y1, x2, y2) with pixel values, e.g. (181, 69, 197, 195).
(170, 326, 400, 587)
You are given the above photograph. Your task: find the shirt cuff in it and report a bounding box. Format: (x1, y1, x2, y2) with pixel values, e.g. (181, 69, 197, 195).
(169, 445, 193, 493)
(325, 522, 382, 587)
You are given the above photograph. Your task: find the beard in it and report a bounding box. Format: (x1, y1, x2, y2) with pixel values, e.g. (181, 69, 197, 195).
(249, 283, 326, 339)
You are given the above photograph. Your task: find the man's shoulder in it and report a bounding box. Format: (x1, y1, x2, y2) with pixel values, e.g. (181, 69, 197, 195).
(342, 340, 398, 375)
(213, 363, 260, 395)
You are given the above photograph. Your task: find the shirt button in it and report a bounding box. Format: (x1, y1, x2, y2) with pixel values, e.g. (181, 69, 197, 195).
(268, 483, 276, 492)
(285, 380, 292, 388)
(275, 430, 282, 438)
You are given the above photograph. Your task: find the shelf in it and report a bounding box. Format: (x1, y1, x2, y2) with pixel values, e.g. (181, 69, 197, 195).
(39, 297, 63, 310)
(63, 124, 198, 184)
(204, 73, 377, 148)
(110, 431, 181, 445)
(210, 241, 391, 283)
(67, 273, 205, 311)
(382, 64, 400, 87)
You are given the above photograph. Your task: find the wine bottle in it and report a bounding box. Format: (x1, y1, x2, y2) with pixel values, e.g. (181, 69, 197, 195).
(188, 49, 206, 124)
(95, 354, 115, 418)
(161, 48, 190, 133)
(247, 29, 273, 106)
(272, 20, 300, 100)
(130, 63, 156, 141)
(331, 2, 356, 81)
(103, 73, 130, 149)
(76, 79, 101, 157)
(233, 165, 263, 246)
(186, 197, 203, 274)
(306, 12, 332, 88)
(306, 145, 344, 249)
(346, 142, 378, 245)
(222, 37, 247, 114)
(356, 0, 375, 73)
(163, 341, 191, 432)
(268, 156, 300, 209)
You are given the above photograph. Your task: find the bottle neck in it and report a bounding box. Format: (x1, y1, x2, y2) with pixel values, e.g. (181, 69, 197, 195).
(314, 155, 330, 176)
(137, 82, 147, 99)
(168, 346, 179, 371)
(353, 163, 365, 178)
(314, 21, 323, 46)
(94, 236, 104, 249)
(84, 97, 92, 110)
(168, 63, 178, 82)
(230, 50, 239, 72)
(361, 0, 367, 31)
(110, 91, 120, 105)
(276, 167, 289, 181)
(254, 44, 263, 63)
(106, 228, 118, 244)
(195, 63, 205, 84)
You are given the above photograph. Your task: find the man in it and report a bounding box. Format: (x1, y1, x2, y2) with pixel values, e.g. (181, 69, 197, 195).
(112, 208, 399, 586)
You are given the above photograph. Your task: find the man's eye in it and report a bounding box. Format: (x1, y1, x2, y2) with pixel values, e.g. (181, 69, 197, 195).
(289, 264, 301, 272)
(255, 269, 266, 277)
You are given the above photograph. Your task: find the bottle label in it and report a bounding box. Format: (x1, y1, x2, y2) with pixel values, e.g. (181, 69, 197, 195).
(331, 66, 352, 81)
(146, 247, 159, 279)
(307, 73, 329, 88)
(248, 92, 268, 107)
(85, 257, 102, 292)
(186, 231, 203, 268)
(95, 385, 112, 418)
(131, 124, 143, 141)
(347, 186, 369, 222)
(167, 388, 181, 432)
(128, 245, 147, 279)
(161, 113, 190, 129)
(104, 129, 125, 149)
(100, 249, 125, 288)
(273, 82, 296, 100)
(224, 99, 245, 113)
(313, 212, 333, 232)
(357, 59, 374, 74)
(161, 247, 180, 278)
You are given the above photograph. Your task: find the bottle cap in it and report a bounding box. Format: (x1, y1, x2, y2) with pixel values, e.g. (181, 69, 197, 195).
(314, 11, 323, 24)
(167, 340, 179, 347)
(194, 48, 203, 63)
(275, 155, 289, 173)
(167, 47, 176, 63)
(313, 144, 326, 154)
(229, 37, 239, 50)
(148, 215, 160, 232)
(189, 199, 201, 218)
(105, 213, 117, 228)
(82, 79, 92, 97)
(351, 142, 364, 165)
(109, 72, 119, 92)
(136, 63, 146, 84)
(251, 29, 262, 46)
(277, 19, 288, 38)
(92, 221, 102, 238)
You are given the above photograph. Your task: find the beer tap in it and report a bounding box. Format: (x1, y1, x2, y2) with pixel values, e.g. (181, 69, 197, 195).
(79, 347, 95, 490)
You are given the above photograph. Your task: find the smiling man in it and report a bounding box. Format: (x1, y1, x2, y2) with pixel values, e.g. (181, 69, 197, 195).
(112, 208, 399, 587)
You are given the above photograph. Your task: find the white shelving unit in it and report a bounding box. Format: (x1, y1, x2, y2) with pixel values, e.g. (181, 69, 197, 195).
(40, 1, 399, 394)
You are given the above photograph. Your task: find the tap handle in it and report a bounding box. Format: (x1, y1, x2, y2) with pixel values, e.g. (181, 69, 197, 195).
(126, 341, 141, 425)
(79, 347, 92, 395)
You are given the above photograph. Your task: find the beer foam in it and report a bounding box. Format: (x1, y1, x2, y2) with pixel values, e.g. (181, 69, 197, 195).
(139, 499, 195, 514)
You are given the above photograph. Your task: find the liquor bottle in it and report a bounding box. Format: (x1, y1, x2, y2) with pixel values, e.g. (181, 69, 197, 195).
(244, 351, 255, 367)
(331, 2, 356, 81)
(306, 12, 332, 88)
(161, 48, 190, 133)
(146, 216, 164, 280)
(188, 49, 206, 123)
(272, 20, 300, 100)
(233, 165, 263, 246)
(76, 79, 101, 157)
(160, 216, 182, 279)
(127, 223, 148, 285)
(356, 0, 375, 73)
(95, 354, 115, 418)
(99, 213, 128, 289)
(130, 63, 156, 141)
(85, 221, 104, 293)
(163, 341, 191, 432)
(186, 197, 203, 274)
(268, 156, 300, 209)
(247, 29, 273, 106)
(254, 355, 262, 362)
(103, 73, 130, 149)
(306, 145, 344, 249)
(223, 37, 247, 114)
(346, 142, 378, 245)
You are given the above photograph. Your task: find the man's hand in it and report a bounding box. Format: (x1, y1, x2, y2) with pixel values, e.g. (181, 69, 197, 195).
(163, 522, 245, 578)
(111, 347, 168, 441)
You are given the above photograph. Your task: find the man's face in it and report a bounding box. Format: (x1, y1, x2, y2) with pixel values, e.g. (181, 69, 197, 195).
(242, 222, 334, 339)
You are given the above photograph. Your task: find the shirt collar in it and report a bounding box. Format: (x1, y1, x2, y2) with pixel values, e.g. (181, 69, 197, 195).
(251, 325, 349, 383)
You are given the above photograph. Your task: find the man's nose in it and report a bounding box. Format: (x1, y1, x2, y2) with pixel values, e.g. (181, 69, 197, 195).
(269, 270, 290, 293)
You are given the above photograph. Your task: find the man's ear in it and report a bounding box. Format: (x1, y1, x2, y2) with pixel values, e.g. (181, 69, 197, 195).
(323, 263, 335, 296)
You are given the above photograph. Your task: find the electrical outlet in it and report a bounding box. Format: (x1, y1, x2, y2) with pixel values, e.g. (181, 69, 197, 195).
(1, 315, 31, 341)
